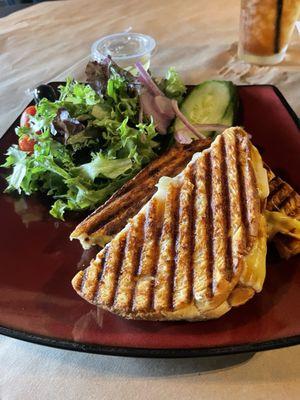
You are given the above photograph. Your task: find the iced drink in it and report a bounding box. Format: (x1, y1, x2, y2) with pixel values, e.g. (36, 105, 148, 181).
(238, 0, 300, 65)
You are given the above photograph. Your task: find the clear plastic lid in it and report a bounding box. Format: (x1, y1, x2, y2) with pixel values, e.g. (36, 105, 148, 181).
(91, 32, 156, 71)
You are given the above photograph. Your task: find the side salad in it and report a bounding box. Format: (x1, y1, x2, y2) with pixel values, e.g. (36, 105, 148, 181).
(2, 57, 236, 219)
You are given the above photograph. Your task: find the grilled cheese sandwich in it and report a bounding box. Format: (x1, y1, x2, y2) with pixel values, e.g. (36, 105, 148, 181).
(72, 127, 269, 321)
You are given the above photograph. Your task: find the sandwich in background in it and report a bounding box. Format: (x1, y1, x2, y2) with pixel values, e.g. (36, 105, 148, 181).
(72, 127, 269, 321)
(265, 168, 300, 259)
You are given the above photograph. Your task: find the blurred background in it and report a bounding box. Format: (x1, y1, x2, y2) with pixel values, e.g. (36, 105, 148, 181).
(0, 0, 49, 17)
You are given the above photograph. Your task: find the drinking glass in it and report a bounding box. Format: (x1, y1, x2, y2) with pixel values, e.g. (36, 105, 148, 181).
(238, 0, 300, 65)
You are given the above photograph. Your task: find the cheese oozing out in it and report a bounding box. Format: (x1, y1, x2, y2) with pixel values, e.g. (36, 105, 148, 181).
(265, 210, 300, 241)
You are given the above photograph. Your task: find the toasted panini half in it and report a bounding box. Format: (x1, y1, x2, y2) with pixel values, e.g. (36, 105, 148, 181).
(265, 168, 300, 259)
(70, 139, 211, 249)
(72, 127, 269, 321)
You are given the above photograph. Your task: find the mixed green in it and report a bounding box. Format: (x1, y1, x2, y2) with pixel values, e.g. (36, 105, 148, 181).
(2, 59, 186, 219)
(2, 57, 237, 220)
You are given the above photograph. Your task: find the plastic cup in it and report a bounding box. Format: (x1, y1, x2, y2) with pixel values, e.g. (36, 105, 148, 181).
(91, 32, 156, 73)
(238, 0, 300, 65)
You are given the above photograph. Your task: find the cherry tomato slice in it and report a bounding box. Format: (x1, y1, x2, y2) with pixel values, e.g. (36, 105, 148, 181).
(20, 106, 37, 128)
(18, 135, 36, 153)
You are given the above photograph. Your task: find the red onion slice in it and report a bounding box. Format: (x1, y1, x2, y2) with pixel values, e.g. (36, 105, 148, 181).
(135, 62, 164, 97)
(154, 95, 175, 117)
(174, 130, 193, 144)
(139, 90, 170, 134)
(171, 100, 206, 140)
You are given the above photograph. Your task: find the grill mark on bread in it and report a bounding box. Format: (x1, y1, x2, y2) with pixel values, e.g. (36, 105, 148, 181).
(132, 198, 162, 313)
(277, 190, 297, 211)
(86, 191, 155, 236)
(266, 175, 300, 217)
(235, 135, 249, 251)
(97, 235, 127, 307)
(210, 136, 229, 294)
(267, 183, 294, 211)
(192, 155, 210, 304)
(117, 211, 147, 312)
(107, 236, 127, 307)
(279, 192, 300, 217)
(189, 163, 197, 302)
(189, 164, 196, 301)
(204, 152, 214, 298)
(113, 213, 145, 311)
(94, 193, 154, 237)
(128, 221, 145, 312)
(224, 132, 244, 272)
(265, 167, 300, 259)
(187, 164, 196, 304)
(153, 184, 179, 312)
(220, 135, 233, 281)
(169, 185, 181, 310)
(268, 179, 285, 198)
(145, 199, 164, 312)
(112, 226, 132, 309)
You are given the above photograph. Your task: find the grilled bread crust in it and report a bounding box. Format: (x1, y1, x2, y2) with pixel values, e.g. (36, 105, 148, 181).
(70, 139, 211, 248)
(72, 128, 266, 321)
(266, 169, 300, 259)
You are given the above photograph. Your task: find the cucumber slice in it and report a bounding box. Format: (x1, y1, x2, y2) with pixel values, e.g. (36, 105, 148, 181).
(174, 80, 237, 137)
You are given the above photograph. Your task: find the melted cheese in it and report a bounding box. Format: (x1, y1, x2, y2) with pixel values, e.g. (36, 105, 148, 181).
(240, 215, 267, 292)
(155, 176, 174, 200)
(251, 145, 269, 200)
(265, 210, 300, 240)
(237, 144, 268, 293)
(251, 144, 300, 244)
(77, 233, 113, 249)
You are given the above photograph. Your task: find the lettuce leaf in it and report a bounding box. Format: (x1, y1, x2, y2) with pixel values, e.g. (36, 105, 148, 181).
(2, 146, 28, 193)
(85, 57, 138, 97)
(106, 74, 139, 120)
(57, 78, 102, 117)
(52, 108, 85, 144)
(159, 67, 186, 103)
(76, 152, 132, 181)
